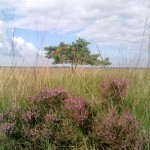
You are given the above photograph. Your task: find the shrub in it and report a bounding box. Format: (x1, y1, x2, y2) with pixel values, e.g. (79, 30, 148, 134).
(91, 109, 146, 150)
(1, 123, 14, 136)
(27, 88, 68, 104)
(22, 111, 40, 126)
(0, 105, 23, 139)
(27, 88, 68, 115)
(100, 78, 129, 106)
(63, 97, 96, 136)
(64, 98, 88, 127)
(0, 88, 85, 149)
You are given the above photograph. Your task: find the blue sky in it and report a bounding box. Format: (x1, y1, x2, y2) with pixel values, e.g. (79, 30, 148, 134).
(0, 0, 150, 67)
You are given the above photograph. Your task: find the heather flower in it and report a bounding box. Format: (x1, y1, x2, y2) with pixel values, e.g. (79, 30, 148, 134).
(64, 98, 88, 126)
(92, 110, 145, 150)
(22, 111, 39, 124)
(1, 123, 14, 136)
(27, 88, 67, 104)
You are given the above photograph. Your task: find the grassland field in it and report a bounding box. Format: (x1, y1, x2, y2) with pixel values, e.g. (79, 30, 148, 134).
(0, 67, 150, 149)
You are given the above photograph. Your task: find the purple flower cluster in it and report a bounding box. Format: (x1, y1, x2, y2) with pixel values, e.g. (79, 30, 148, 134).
(64, 98, 88, 126)
(27, 88, 67, 103)
(22, 111, 39, 123)
(93, 109, 144, 149)
(1, 123, 14, 135)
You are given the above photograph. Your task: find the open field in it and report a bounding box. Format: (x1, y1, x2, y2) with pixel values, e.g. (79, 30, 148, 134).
(0, 67, 150, 149)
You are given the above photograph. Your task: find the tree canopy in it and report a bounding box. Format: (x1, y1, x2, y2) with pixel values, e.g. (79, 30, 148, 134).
(44, 38, 111, 68)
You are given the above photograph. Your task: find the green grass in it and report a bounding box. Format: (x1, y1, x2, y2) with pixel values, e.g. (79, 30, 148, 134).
(0, 67, 150, 149)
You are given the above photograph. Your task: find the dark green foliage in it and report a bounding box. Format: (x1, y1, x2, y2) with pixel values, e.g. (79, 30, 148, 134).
(44, 38, 111, 68)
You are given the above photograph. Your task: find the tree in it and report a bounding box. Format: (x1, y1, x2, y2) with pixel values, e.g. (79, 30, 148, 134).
(44, 38, 111, 69)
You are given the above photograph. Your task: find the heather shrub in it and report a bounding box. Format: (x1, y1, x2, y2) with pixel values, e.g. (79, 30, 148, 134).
(1, 123, 14, 136)
(100, 78, 129, 106)
(64, 98, 88, 127)
(24, 88, 68, 124)
(0, 105, 24, 139)
(0, 87, 147, 149)
(27, 87, 68, 112)
(90, 109, 146, 150)
(63, 97, 97, 136)
(20, 88, 69, 149)
(0, 88, 86, 149)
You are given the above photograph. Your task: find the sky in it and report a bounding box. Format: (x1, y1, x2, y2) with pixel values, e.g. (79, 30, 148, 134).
(0, 0, 150, 67)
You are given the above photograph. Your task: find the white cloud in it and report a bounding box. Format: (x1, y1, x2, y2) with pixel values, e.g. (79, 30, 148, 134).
(1, 0, 149, 44)
(13, 36, 53, 66)
(0, 20, 51, 66)
(0, 0, 150, 67)
(13, 36, 37, 56)
(0, 20, 12, 55)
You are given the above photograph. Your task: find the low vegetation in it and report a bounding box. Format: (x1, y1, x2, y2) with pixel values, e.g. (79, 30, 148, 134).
(0, 67, 149, 149)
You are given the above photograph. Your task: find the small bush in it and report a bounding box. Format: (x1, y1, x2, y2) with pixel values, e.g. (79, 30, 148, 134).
(91, 109, 146, 150)
(1, 123, 14, 136)
(27, 87, 68, 112)
(64, 98, 88, 127)
(64, 98, 96, 135)
(0, 105, 23, 139)
(100, 78, 129, 106)
(0, 88, 85, 149)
